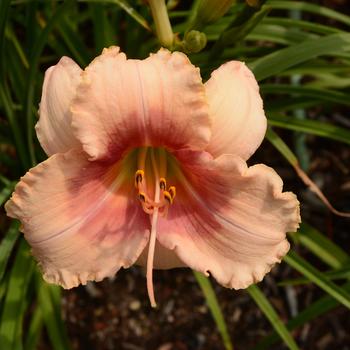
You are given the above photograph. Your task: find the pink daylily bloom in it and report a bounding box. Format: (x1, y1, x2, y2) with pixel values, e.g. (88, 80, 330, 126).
(5, 47, 300, 307)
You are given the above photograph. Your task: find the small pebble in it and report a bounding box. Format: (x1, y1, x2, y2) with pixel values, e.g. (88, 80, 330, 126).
(129, 300, 141, 311)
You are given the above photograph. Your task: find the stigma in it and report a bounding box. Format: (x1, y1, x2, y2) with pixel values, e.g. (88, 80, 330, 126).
(133, 147, 176, 307)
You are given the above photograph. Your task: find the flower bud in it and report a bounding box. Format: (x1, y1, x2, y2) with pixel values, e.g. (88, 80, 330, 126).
(182, 30, 207, 53)
(195, 0, 236, 26)
(246, 0, 260, 7)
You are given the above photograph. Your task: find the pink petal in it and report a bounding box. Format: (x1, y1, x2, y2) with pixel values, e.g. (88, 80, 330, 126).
(156, 151, 300, 289)
(5, 150, 149, 288)
(36, 57, 82, 156)
(71, 47, 211, 162)
(205, 61, 267, 160)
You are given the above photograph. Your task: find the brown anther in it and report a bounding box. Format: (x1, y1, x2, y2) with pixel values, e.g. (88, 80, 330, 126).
(138, 192, 146, 202)
(159, 178, 166, 190)
(163, 191, 173, 204)
(135, 170, 144, 188)
(168, 186, 176, 200)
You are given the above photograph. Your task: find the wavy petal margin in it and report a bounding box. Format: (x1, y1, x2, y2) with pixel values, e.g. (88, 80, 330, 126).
(5, 150, 149, 288)
(156, 151, 300, 289)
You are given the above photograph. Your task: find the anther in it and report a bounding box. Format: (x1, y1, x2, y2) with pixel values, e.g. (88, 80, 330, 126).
(163, 191, 173, 204)
(138, 192, 146, 202)
(135, 170, 144, 188)
(159, 178, 166, 190)
(168, 186, 176, 200)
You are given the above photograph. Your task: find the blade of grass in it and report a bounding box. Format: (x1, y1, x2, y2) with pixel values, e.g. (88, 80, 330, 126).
(0, 181, 15, 206)
(211, 6, 270, 56)
(267, 114, 350, 146)
(269, 1, 350, 27)
(24, 304, 44, 350)
(294, 223, 350, 269)
(247, 284, 299, 350)
(5, 38, 27, 102)
(89, 2, 117, 53)
(252, 281, 350, 350)
(279, 266, 350, 287)
(247, 23, 318, 45)
(0, 0, 11, 76)
(284, 251, 350, 310)
(193, 272, 233, 350)
(0, 83, 30, 170)
(0, 221, 20, 283)
(0, 273, 9, 304)
(261, 84, 350, 106)
(11, 0, 152, 31)
(37, 278, 71, 350)
(0, 239, 35, 350)
(267, 98, 323, 113)
(262, 17, 343, 35)
(249, 33, 350, 81)
(80, 0, 151, 31)
(56, 16, 91, 66)
(5, 25, 29, 68)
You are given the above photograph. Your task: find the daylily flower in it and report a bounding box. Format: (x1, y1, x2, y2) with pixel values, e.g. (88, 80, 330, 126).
(5, 47, 300, 307)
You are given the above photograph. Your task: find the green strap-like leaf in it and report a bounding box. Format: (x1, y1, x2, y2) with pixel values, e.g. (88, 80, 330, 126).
(248, 23, 318, 45)
(262, 17, 343, 35)
(0, 0, 11, 76)
(0, 83, 30, 170)
(279, 266, 350, 287)
(89, 2, 117, 53)
(284, 251, 350, 310)
(24, 304, 44, 350)
(80, 0, 151, 31)
(294, 223, 350, 269)
(262, 84, 350, 106)
(56, 16, 91, 67)
(253, 281, 350, 350)
(37, 277, 71, 350)
(247, 284, 299, 350)
(268, 1, 350, 27)
(0, 239, 35, 350)
(267, 114, 350, 146)
(250, 33, 350, 81)
(0, 181, 15, 207)
(0, 221, 20, 283)
(193, 272, 233, 350)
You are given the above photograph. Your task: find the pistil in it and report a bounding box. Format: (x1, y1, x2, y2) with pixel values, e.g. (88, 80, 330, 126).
(135, 147, 176, 307)
(146, 149, 160, 307)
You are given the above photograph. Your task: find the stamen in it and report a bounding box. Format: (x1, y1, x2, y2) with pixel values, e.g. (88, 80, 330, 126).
(163, 190, 173, 204)
(135, 170, 144, 188)
(159, 178, 166, 190)
(168, 186, 176, 200)
(138, 192, 146, 202)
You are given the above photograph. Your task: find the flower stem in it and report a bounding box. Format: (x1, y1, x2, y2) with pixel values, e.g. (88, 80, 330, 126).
(148, 0, 174, 48)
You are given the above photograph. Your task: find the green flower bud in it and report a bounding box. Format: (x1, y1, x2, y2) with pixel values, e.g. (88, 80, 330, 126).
(195, 0, 236, 26)
(183, 30, 207, 53)
(246, 0, 260, 7)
